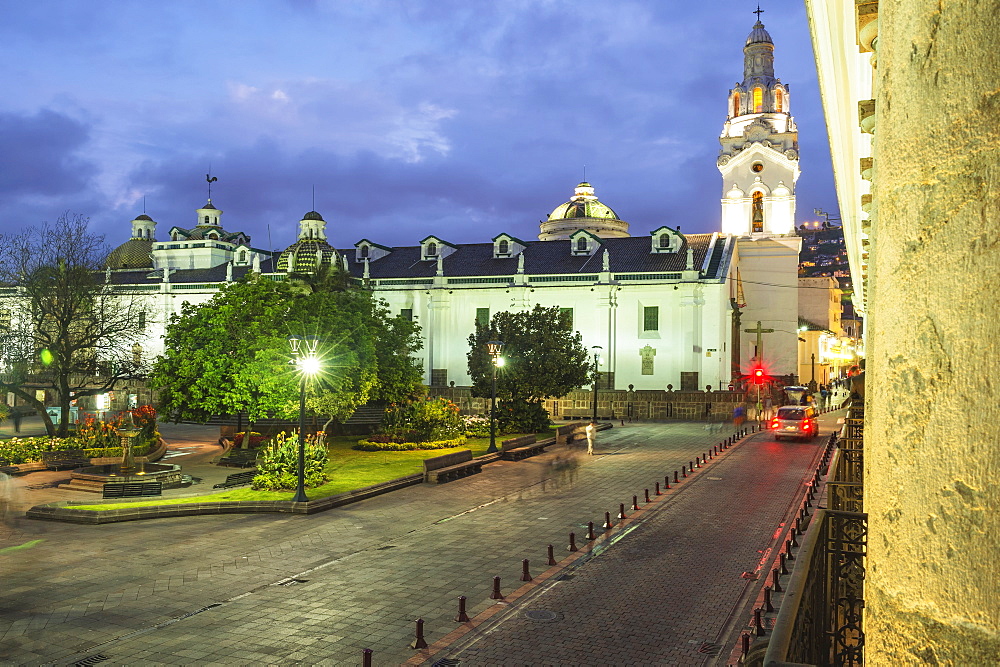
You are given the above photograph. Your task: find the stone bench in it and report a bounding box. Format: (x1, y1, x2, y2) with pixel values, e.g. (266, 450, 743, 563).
(423, 450, 482, 484)
(500, 435, 547, 461)
(218, 450, 258, 468)
(102, 481, 163, 499)
(213, 470, 258, 489)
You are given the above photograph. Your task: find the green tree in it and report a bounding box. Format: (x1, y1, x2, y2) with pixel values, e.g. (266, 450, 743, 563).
(0, 214, 149, 436)
(151, 271, 423, 428)
(467, 305, 591, 431)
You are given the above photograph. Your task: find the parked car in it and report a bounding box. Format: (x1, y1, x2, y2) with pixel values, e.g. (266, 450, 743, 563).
(770, 405, 819, 440)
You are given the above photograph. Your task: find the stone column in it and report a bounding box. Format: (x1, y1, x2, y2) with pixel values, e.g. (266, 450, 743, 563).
(865, 1, 1000, 661)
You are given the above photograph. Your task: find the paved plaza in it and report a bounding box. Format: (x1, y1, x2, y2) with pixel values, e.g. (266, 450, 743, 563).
(0, 413, 840, 665)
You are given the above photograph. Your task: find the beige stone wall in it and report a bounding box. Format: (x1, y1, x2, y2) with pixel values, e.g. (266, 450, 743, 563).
(867, 1, 1000, 661)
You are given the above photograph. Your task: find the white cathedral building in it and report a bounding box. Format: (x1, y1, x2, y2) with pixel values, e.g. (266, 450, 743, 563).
(98, 18, 801, 395)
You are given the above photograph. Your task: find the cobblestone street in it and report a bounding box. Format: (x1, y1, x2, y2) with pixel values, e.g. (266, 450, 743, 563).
(0, 417, 835, 665)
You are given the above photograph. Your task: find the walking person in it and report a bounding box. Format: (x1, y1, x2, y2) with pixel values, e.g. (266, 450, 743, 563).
(11, 407, 21, 434)
(733, 404, 746, 429)
(586, 421, 597, 455)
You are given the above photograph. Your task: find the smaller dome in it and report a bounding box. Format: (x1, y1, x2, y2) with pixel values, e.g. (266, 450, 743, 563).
(746, 20, 773, 46)
(303, 211, 325, 221)
(547, 182, 621, 221)
(105, 239, 153, 270)
(200, 200, 218, 211)
(727, 184, 745, 199)
(134, 214, 154, 221)
(773, 181, 791, 196)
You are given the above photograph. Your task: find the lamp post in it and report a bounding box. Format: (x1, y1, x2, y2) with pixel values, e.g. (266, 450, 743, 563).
(591, 345, 603, 422)
(486, 340, 504, 454)
(288, 335, 320, 503)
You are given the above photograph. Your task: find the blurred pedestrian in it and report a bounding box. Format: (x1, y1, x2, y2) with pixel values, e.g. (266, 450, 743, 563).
(733, 404, 746, 429)
(586, 421, 597, 455)
(11, 407, 21, 434)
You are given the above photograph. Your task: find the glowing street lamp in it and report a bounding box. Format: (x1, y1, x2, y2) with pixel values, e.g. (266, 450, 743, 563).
(486, 340, 504, 454)
(288, 335, 320, 503)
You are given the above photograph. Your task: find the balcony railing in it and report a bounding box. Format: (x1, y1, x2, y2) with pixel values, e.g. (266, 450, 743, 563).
(764, 401, 866, 666)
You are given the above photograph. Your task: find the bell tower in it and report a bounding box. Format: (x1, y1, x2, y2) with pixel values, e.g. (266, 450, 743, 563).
(718, 14, 799, 237)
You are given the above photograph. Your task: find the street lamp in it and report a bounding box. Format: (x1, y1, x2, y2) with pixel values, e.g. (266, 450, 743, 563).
(591, 345, 603, 422)
(486, 340, 504, 454)
(289, 335, 320, 503)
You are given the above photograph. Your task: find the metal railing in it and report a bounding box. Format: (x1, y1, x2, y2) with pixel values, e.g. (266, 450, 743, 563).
(765, 401, 866, 666)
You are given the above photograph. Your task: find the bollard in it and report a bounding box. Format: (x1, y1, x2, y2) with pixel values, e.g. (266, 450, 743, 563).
(780, 552, 788, 575)
(603, 511, 614, 530)
(771, 567, 782, 593)
(569, 532, 578, 551)
(795, 517, 802, 535)
(411, 618, 429, 649)
(547, 544, 557, 566)
(695, 456, 701, 468)
(587, 521, 596, 540)
(754, 607, 766, 636)
(456, 595, 470, 623)
(790, 530, 799, 548)
(664, 476, 671, 490)
(363, 648, 373, 667)
(644, 489, 651, 503)
(656, 481, 662, 495)
(618, 503, 628, 520)
(632, 495, 640, 511)
(785, 539, 795, 559)
(742, 632, 751, 658)
(521, 559, 532, 582)
(674, 470, 680, 483)
(763, 585, 774, 612)
(490, 576, 504, 600)
(689, 461, 695, 473)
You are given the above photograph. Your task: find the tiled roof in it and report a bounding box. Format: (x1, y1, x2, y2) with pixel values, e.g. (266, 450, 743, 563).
(345, 234, 725, 280)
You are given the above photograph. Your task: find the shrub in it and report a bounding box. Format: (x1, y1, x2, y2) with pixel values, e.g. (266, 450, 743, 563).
(382, 397, 463, 442)
(353, 436, 467, 451)
(251, 431, 329, 491)
(460, 414, 491, 438)
(234, 431, 265, 448)
(0, 436, 81, 464)
(496, 400, 551, 434)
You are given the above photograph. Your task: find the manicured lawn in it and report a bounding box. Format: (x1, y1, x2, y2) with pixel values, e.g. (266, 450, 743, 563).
(70, 427, 556, 510)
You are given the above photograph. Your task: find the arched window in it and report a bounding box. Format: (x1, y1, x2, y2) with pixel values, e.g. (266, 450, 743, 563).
(208, 233, 218, 240)
(426, 242, 437, 257)
(238, 250, 247, 263)
(732, 91, 741, 117)
(775, 88, 784, 112)
(659, 234, 670, 248)
(360, 245, 369, 258)
(753, 87, 763, 113)
(204, 215, 210, 225)
(576, 237, 588, 252)
(498, 240, 509, 254)
(171, 232, 177, 241)
(751, 191, 764, 232)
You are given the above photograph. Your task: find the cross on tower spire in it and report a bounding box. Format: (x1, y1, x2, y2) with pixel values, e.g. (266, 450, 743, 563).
(753, 5, 764, 20)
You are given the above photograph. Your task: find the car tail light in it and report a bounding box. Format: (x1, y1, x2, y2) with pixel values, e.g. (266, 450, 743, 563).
(803, 422, 811, 430)
(771, 420, 779, 429)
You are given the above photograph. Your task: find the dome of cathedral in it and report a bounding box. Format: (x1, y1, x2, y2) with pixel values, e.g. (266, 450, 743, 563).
(547, 182, 621, 221)
(276, 239, 338, 274)
(135, 214, 154, 221)
(105, 238, 153, 269)
(303, 211, 324, 221)
(746, 20, 773, 46)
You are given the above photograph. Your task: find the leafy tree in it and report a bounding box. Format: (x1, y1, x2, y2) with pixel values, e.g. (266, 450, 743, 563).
(0, 214, 149, 436)
(151, 270, 423, 429)
(467, 305, 591, 431)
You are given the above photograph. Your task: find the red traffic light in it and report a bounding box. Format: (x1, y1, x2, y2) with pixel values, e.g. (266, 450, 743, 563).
(751, 367, 766, 384)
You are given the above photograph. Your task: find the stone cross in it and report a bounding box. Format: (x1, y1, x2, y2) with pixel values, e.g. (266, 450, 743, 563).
(743, 320, 775, 360)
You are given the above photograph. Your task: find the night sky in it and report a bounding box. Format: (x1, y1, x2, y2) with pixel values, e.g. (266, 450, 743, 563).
(1, 1, 838, 254)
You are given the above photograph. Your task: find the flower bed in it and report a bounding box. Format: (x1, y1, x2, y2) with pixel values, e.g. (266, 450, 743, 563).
(353, 436, 467, 452)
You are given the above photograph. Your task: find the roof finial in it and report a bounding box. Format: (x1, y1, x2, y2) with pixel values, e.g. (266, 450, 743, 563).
(142, 196, 146, 214)
(583, 165, 587, 183)
(753, 5, 764, 21)
(206, 171, 218, 200)
(311, 184, 316, 211)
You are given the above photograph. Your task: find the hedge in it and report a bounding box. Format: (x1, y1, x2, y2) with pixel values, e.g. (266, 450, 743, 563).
(353, 436, 467, 452)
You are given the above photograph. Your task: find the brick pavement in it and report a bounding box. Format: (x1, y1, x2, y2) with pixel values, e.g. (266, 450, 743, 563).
(0, 417, 837, 664)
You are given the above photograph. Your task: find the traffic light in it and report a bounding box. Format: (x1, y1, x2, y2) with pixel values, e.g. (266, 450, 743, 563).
(751, 367, 766, 385)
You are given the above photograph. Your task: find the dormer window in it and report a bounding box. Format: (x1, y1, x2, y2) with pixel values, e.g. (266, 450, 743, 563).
(171, 231, 178, 241)
(650, 226, 683, 253)
(238, 250, 247, 263)
(498, 240, 509, 255)
(576, 237, 587, 252)
(426, 242, 437, 257)
(659, 235, 670, 249)
(360, 245, 369, 259)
